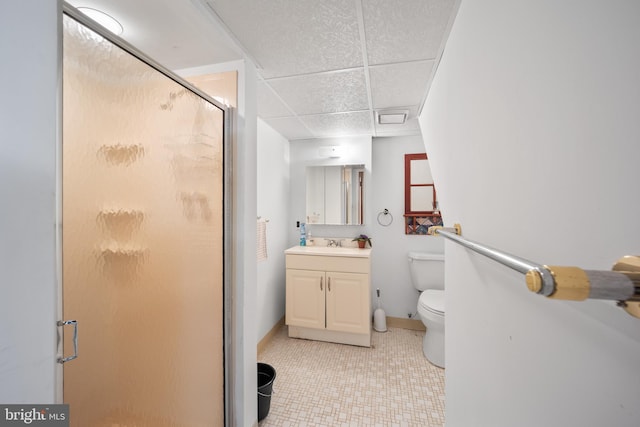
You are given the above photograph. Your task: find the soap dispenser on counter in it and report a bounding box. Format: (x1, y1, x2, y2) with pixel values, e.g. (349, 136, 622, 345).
(299, 222, 306, 246)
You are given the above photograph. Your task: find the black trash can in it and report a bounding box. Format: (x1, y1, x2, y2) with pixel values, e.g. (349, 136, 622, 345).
(257, 363, 276, 422)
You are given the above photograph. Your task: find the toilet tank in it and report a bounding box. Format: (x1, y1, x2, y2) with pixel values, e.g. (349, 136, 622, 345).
(408, 252, 445, 291)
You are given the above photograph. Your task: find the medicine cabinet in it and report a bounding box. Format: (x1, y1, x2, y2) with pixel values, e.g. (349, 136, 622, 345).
(306, 164, 365, 225)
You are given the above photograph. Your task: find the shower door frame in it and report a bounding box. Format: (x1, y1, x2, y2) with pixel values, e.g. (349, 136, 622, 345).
(57, 2, 234, 424)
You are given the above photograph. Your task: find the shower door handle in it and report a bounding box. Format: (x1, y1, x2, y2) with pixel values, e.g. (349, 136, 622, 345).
(57, 320, 78, 364)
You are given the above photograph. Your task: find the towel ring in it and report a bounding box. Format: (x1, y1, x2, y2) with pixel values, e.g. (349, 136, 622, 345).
(377, 209, 393, 226)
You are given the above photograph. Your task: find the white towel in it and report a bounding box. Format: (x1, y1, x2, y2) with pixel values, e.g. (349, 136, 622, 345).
(257, 219, 268, 261)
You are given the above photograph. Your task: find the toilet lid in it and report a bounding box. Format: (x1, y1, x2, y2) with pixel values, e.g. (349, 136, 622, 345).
(419, 290, 445, 315)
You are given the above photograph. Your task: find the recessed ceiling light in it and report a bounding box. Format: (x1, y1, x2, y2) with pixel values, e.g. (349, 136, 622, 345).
(377, 111, 408, 125)
(77, 7, 123, 35)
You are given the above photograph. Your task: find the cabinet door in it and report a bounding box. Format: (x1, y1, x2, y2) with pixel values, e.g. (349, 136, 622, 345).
(326, 272, 370, 334)
(286, 269, 325, 329)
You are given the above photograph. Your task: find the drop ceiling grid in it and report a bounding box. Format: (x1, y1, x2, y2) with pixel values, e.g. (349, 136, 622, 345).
(204, 0, 364, 78)
(200, 0, 459, 140)
(258, 78, 318, 137)
(257, 80, 295, 119)
(266, 68, 369, 116)
(362, 0, 457, 65)
(300, 111, 373, 139)
(262, 116, 316, 140)
(369, 60, 435, 109)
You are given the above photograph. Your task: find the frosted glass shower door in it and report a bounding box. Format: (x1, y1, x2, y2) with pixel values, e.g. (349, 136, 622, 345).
(62, 14, 224, 427)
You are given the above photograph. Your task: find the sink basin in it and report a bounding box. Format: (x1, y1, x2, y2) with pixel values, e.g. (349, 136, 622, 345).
(285, 245, 371, 258)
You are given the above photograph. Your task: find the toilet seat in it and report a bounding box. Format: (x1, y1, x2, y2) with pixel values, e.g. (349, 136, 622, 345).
(419, 290, 444, 315)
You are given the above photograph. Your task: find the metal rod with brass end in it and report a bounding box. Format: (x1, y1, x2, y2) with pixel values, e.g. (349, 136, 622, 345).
(528, 263, 637, 302)
(435, 227, 640, 318)
(544, 266, 591, 301)
(436, 228, 556, 296)
(428, 223, 462, 236)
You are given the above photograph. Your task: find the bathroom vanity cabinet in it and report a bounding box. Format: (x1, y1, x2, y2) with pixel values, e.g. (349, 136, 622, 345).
(285, 246, 371, 347)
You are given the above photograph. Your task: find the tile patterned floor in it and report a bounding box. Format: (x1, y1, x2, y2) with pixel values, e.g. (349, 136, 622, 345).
(258, 326, 445, 426)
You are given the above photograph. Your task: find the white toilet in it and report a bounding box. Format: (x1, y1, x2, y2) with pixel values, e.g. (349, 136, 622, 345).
(408, 252, 445, 368)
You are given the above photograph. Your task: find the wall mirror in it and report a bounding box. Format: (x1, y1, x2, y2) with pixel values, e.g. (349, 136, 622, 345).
(306, 165, 365, 225)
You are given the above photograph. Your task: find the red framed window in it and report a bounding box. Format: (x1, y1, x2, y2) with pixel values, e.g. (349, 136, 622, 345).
(405, 153, 437, 214)
(404, 153, 442, 235)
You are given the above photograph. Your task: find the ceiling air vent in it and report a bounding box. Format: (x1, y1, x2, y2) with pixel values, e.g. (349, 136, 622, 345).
(376, 110, 408, 125)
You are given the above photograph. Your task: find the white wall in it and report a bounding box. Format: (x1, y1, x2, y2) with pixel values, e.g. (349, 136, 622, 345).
(420, 1, 640, 425)
(0, 1, 60, 403)
(232, 60, 258, 427)
(371, 136, 444, 318)
(256, 119, 290, 340)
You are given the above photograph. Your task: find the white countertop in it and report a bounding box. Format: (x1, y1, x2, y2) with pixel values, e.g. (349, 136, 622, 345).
(285, 245, 372, 258)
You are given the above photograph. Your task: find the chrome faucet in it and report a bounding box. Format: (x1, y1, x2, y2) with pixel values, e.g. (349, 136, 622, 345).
(327, 239, 341, 247)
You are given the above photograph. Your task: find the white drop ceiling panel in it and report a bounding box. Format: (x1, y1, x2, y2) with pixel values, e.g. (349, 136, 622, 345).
(204, 0, 363, 78)
(362, 0, 456, 65)
(262, 117, 315, 140)
(257, 81, 293, 118)
(267, 69, 369, 116)
(301, 111, 373, 139)
(369, 61, 434, 109)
